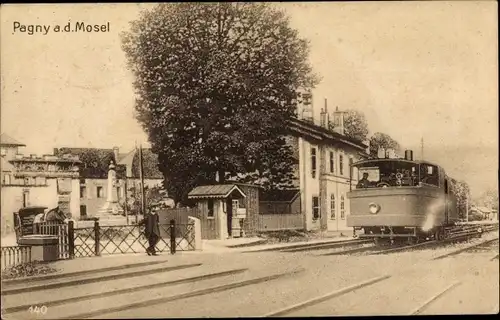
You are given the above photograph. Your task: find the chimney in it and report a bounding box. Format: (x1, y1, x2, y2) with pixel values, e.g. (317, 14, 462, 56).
(320, 99, 328, 128)
(332, 106, 346, 135)
(113, 147, 119, 164)
(321, 98, 329, 129)
(297, 88, 313, 122)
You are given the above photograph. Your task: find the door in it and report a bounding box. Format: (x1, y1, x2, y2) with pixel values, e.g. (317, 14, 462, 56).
(227, 199, 233, 237)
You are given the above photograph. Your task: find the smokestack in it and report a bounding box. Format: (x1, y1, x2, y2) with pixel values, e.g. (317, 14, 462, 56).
(405, 150, 414, 161)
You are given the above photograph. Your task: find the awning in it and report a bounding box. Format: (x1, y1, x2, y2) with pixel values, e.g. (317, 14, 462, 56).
(188, 184, 247, 200)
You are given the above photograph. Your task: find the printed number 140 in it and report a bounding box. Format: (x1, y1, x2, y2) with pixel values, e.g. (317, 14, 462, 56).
(28, 306, 47, 315)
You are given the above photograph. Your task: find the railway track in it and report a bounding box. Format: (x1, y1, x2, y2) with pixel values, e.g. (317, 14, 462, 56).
(318, 228, 499, 257)
(433, 237, 499, 260)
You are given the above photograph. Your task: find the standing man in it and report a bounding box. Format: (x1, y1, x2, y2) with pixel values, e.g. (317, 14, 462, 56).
(139, 207, 161, 256)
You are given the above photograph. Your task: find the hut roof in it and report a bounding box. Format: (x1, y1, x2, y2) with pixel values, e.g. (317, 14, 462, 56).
(188, 184, 247, 200)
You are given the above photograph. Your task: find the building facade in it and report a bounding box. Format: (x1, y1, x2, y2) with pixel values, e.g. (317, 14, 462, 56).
(54, 147, 164, 218)
(1, 134, 81, 236)
(285, 105, 369, 232)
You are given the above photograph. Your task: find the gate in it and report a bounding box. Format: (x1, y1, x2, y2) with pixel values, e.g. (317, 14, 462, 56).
(35, 221, 71, 259)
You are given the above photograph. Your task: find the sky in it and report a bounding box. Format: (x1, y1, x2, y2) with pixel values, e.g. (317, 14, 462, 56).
(1, 2, 498, 197)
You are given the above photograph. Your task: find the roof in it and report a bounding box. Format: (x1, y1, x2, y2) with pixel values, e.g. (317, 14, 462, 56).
(287, 118, 367, 152)
(353, 158, 441, 168)
(0, 133, 26, 147)
(188, 184, 247, 199)
(54, 147, 126, 179)
(260, 189, 300, 202)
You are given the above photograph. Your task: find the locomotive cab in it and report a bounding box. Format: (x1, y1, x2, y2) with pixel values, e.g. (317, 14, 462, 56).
(347, 150, 459, 243)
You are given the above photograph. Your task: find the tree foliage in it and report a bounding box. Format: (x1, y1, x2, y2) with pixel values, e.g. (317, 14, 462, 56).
(368, 132, 401, 157)
(477, 188, 499, 211)
(329, 109, 369, 142)
(122, 3, 318, 205)
(449, 179, 471, 219)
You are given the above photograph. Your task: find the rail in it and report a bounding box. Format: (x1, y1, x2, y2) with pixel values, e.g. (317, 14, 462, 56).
(1, 245, 32, 271)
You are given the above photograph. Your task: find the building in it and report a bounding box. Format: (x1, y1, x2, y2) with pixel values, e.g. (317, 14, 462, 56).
(283, 105, 369, 232)
(1, 133, 81, 236)
(54, 147, 163, 217)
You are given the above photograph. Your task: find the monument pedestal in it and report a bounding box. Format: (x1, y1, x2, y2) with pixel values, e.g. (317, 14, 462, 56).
(18, 235, 59, 262)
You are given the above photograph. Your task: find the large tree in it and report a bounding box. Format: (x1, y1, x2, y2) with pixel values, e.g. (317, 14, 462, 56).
(368, 132, 401, 157)
(329, 109, 369, 143)
(122, 3, 318, 205)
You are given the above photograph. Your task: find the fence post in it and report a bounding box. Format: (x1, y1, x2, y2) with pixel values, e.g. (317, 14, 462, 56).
(170, 219, 176, 255)
(94, 220, 101, 256)
(68, 220, 75, 259)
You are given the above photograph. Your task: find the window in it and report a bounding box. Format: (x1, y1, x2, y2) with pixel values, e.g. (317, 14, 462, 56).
(312, 196, 320, 220)
(3, 174, 11, 185)
(329, 151, 335, 173)
(339, 154, 344, 176)
(0, 148, 6, 156)
(420, 164, 439, 187)
(311, 147, 317, 178)
(23, 191, 29, 207)
(116, 187, 121, 200)
(97, 186, 104, 198)
(340, 195, 345, 219)
(354, 160, 421, 189)
(80, 186, 86, 199)
(330, 194, 336, 219)
(444, 179, 448, 194)
(208, 199, 214, 218)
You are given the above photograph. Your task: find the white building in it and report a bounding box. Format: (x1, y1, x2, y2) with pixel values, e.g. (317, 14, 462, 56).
(1, 133, 81, 236)
(285, 106, 369, 232)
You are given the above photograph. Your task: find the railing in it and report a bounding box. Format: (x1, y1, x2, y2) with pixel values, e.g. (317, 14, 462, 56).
(73, 220, 196, 258)
(257, 213, 304, 232)
(1, 245, 32, 271)
(35, 222, 71, 259)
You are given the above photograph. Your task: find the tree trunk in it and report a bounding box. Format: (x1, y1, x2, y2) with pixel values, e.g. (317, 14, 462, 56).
(218, 170, 225, 184)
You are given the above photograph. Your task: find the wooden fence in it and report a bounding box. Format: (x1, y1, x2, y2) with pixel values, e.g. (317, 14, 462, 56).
(158, 207, 217, 239)
(1, 245, 32, 271)
(257, 213, 304, 232)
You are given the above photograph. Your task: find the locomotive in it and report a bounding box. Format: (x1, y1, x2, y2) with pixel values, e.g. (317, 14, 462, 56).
(347, 149, 460, 244)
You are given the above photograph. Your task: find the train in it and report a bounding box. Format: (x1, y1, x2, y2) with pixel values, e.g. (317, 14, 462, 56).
(347, 149, 463, 245)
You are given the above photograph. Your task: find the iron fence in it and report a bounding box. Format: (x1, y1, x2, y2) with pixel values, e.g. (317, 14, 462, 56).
(1, 245, 32, 271)
(73, 220, 195, 258)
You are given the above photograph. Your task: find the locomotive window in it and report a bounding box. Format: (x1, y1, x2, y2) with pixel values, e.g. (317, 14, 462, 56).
(354, 160, 420, 188)
(420, 164, 439, 187)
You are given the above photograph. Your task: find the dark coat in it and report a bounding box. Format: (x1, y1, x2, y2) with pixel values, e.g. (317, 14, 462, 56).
(140, 213, 161, 238)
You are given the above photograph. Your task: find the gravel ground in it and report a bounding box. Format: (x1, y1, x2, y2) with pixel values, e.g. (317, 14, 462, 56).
(3, 232, 498, 318)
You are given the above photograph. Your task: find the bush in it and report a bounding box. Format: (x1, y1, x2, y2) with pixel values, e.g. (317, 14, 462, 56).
(2, 261, 59, 280)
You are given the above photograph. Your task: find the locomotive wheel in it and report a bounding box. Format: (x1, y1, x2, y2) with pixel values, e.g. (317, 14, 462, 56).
(406, 237, 416, 245)
(434, 228, 444, 241)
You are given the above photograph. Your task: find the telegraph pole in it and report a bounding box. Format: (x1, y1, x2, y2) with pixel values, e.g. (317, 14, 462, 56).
(421, 137, 424, 160)
(139, 144, 146, 223)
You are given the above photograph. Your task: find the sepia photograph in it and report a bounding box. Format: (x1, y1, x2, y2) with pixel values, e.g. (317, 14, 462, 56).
(0, 1, 498, 318)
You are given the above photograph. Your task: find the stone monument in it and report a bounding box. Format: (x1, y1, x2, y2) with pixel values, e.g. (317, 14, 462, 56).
(96, 161, 124, 218)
